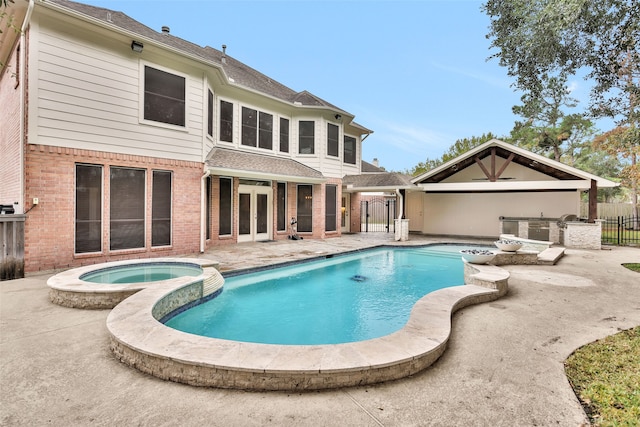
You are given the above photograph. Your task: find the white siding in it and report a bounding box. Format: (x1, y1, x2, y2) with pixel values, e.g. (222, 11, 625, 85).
(30, 17, 206, 162)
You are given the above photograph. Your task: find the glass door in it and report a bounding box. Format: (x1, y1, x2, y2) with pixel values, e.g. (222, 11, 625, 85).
(341, 193, 350, 233)
(238, 185, 272, 242)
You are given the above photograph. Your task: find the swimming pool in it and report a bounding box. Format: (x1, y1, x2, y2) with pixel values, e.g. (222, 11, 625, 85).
(165, 246, 466, 344)
(106, 243, 510, 390)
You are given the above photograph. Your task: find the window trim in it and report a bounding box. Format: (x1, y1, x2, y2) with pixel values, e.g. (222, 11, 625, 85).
(327, 123, 339, 158)
(109, 166, 146, 251)
(298, 120, 315, 155)
(325, 184, 337, 232)
(277, 182, 287, 232)
(139, 62, 188, 130)
(219, 99, 234, 143)
(296, 184, 313, 233)
(151, 170, 172, 247)
(343, 135, 357, 165)
(218, 177, 233, 236)
(279, 117, 290, 153)
(75, 163, 103, 255)
(207, 89, 214, 139)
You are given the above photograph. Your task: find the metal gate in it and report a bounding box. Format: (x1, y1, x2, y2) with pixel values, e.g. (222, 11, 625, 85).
(361, 197, 396, 232)
(601, 216, 640, 246)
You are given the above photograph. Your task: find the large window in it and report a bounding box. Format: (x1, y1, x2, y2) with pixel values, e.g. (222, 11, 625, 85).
(277, 182, 287, 232)
(280, 118, 289, 153)
(75, 164, 102, 254)
(344, 135, 356, 165)
(299, 121, 315, 154)
(152, 171, 172, 247)
(325, 185, 337, 232)
(207, 90, 214, 137)
(206, 176, 212, 240)
(297, 185, 313, 233)
(327, 124, 339, 157)
(110, 167, 145, 250)
(220, 100, 233, 142)
(242, 107, 273, 149)
(144, 66, 185, 127)
(259, 112, 273, 149)
(219, 177, 232, 236)
(241, 107, 257, 147)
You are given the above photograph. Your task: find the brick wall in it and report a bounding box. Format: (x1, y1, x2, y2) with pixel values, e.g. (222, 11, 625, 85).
(24, 144, 203, 273)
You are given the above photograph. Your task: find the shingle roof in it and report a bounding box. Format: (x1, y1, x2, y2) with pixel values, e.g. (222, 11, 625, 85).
(343, 173, 414, 189)
(46, 0, 370, 133)
(206, 148, 325, 182)
(361, 160, 385, 173)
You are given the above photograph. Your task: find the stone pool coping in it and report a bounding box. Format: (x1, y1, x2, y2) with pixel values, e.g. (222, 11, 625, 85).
(47, 258, 220, 309)
(106, 257, 509, 391)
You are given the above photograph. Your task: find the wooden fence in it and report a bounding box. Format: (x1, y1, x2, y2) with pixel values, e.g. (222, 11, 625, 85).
(1, 215, 26, 280)
(580, 203, 639, 218)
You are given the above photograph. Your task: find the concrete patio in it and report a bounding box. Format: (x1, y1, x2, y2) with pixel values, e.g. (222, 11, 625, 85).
(1, 233, 639, 426)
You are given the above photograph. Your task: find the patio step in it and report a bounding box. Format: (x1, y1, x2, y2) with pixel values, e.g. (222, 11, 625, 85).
(537, 247, 565, 265)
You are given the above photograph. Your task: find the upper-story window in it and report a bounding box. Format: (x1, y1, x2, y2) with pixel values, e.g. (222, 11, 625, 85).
(220, 100, 233, 142)
(242, 107, 273, 149)
(280, 118, 289, 153)
(241, 107, 257, 147)
(144, 66, 185, 127)
(344, 135, 356, 165)
(299, 121, 315, 154)
(327, 123, 339, 157)
(207, 90, 214, 137)
(259, 112, 273, 149)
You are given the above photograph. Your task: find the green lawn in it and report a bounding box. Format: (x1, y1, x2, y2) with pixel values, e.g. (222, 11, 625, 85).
(565, 327, 640, 426)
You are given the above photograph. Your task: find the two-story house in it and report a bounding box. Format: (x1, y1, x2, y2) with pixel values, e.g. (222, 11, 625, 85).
(1, 0, 373, 273)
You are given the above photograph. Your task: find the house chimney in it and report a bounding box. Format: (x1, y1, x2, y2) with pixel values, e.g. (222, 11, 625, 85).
(161, 26, 170, 34)
(372, 158, 379, 167)
(222, 44, 227, 63)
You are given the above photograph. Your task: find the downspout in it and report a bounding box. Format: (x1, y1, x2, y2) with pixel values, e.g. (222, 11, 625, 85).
(395, 189, 404, 219)
(19, 0, 35, 214)
(200, 169, 211, 253)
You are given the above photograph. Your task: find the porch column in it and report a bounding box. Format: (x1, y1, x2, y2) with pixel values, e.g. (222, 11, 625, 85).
(588, 179, 597, 223)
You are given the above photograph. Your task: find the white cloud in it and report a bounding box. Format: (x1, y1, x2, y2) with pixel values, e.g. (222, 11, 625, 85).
(430, 61, 513, 90)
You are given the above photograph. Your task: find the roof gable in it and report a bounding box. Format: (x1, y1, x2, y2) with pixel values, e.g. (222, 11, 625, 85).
(412, 139, 618, 188)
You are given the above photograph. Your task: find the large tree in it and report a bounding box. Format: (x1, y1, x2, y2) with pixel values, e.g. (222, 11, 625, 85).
(483, 0, 639, 204)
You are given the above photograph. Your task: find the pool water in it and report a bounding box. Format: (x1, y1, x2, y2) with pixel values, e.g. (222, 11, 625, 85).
(80, 263, 203, 284)
(165, 245, 472, 345)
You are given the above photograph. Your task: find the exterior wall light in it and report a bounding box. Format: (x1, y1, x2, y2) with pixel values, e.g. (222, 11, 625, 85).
(131, 41, 144, 53)
(334, 114, 342, 120)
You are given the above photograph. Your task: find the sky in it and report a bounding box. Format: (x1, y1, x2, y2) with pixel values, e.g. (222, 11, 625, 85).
(79, 0, 603, 172)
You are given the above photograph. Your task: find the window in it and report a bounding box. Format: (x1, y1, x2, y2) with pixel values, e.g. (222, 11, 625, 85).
(219, 177, 232, 235)
(75, 164, 102, 254)
(144, 66, 185, 126)
(220, 100, 233, 142)
(325, 185, 337, 232)
(327, 124, 339, 157)
(110, 168, 145, 250)
(207, 90, 214, 137)
(241, 107, 257, 147)
(280, 118, 289, 153)
(206, 176, 212, 240)
(297, 185, 313, 232)
(299, 121, 315, 154)
(242, 108, 273, 149)
(344, 135, 356, 165)
(277, 182, 287, 231)
(152, 171, 172, 247)
(259, 112, 273, 149)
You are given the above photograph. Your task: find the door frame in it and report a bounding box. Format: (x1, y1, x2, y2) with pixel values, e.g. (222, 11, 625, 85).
(238, 184, 273, 242)
(341, 193, 351, 233)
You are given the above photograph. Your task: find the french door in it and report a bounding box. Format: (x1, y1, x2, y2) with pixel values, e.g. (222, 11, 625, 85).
(238, 185, 272, 242)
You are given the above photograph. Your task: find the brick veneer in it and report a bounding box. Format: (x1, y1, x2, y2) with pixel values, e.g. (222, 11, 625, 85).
(24, 145, 203, 273)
